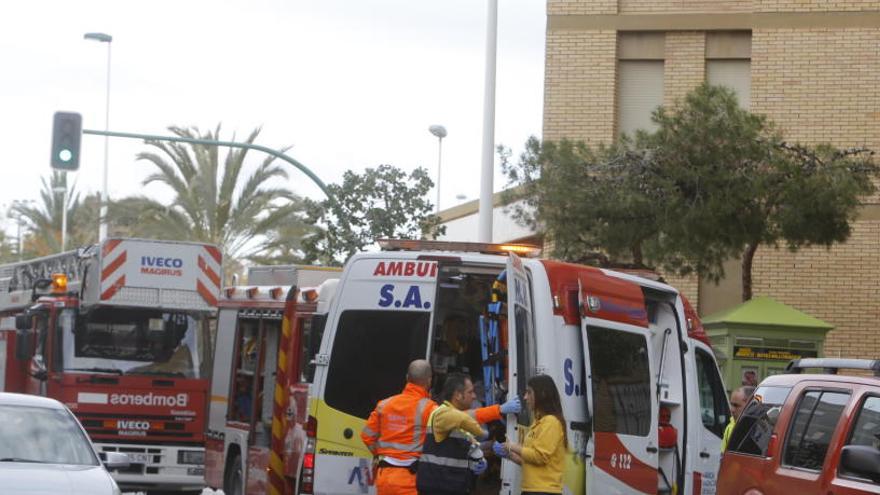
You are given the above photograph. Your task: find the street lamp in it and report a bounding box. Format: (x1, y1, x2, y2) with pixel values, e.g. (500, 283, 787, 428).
(428, 125, 447, 213)
(84, 32, 112, 241)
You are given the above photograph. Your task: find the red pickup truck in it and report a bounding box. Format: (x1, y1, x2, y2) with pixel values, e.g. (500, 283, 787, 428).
(717, 358, 880, 495)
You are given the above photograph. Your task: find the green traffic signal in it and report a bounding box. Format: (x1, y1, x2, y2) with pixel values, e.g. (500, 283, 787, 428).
(51, 111, 82, 171)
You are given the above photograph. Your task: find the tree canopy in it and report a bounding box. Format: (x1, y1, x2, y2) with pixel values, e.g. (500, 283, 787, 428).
(302, 164, 445, 265)
(12, 171, 99, 257)
(114, 125, 308, 275)
(504, 83, 877, 300)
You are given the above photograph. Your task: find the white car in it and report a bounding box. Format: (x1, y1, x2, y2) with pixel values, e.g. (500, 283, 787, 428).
(0, 392, 130, 495)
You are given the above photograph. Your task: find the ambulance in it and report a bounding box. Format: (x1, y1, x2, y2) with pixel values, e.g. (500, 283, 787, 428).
(300, 239, 731, 495)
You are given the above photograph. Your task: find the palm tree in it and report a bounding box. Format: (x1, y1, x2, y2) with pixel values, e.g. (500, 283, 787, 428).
(12, 171, 99, 256)
(115, 125, 306, 273)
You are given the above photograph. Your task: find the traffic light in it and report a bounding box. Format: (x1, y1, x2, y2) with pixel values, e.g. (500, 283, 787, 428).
(50, 111, 82, 171)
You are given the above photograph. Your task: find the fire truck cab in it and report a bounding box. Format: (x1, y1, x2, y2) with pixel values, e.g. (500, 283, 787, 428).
(302, 240, 731, 495)
(0, 238, 221, 494)
(206, 265, 340, 495)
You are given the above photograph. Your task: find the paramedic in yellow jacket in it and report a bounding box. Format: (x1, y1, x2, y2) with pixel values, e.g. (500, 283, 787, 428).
(416, 373, 509, 495)
(494, 375, 567, 495)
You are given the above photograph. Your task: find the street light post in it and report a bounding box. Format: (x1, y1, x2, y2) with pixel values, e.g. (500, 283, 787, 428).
(428, 125, 447, 213)
(478, 0, 498, 242)
(84, 32, 112, 242)
(53, 176, 70, 252)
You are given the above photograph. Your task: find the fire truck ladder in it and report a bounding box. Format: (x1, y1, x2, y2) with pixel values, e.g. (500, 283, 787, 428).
(479, 270, 507, 406)
(0, 248, 89, 310)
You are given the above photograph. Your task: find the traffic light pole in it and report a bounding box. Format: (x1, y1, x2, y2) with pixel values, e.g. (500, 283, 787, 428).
(81, 128, 332, 200)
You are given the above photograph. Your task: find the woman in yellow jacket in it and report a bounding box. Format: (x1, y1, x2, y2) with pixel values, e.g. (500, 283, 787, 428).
(494, 375, 567, 495)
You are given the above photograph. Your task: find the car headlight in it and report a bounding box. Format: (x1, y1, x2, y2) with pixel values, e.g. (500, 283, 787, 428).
(178, 450, 205, 465)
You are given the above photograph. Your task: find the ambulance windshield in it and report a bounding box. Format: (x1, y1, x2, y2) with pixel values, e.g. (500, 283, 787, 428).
(57, 307, 211, 379)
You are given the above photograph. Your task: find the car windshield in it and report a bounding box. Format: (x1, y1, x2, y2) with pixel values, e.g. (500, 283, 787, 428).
(58, 307, 211, 378)
(0, 404, 99, 465)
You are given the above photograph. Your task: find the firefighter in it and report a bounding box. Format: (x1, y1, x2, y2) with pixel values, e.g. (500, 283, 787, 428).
(361, 360, 520, 495)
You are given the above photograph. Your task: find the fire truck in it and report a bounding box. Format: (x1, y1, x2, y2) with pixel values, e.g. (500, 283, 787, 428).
(300, 239, 732, 495)
(0, 238, 221, 494)
(206, 265, 340, 495)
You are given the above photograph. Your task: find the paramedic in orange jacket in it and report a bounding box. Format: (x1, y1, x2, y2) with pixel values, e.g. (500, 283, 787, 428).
(361, 359, 521, 495)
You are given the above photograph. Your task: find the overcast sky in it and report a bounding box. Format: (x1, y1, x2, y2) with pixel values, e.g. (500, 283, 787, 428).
(0, 0, 546, 234)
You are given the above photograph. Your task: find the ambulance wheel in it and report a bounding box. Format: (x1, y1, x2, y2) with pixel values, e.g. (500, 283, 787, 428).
(224, 452, 244, 495)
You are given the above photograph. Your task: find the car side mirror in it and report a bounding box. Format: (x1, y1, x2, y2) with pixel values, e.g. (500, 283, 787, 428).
(103, 451, 131, 470)
(840, 445, 880, 482)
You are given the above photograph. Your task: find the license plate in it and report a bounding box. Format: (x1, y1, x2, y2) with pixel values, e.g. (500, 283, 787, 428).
(128, 453, 151, 464)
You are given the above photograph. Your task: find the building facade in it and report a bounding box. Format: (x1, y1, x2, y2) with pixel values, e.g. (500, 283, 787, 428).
(543, 0, 880, 359)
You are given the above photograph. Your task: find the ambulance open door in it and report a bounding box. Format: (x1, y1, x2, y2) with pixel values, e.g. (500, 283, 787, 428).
(578, 280, 659, 494)
(501, 253, 537, 495)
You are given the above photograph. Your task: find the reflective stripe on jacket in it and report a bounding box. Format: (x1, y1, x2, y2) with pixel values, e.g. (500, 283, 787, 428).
(361, 383, 436, 462)
(416, 403, 475, 494)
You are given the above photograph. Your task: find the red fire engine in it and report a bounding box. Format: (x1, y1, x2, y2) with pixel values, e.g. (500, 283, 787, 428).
(206, 265, 340, 495)
(0, 238, 221, 494)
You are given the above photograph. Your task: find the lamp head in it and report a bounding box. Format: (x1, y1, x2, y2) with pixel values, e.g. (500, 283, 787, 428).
(429, 125, 447, 139)
(84, 32, 113, 43)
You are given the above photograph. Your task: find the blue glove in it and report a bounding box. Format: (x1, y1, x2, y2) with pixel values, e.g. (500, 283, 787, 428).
(500, 396, 521, 415)
(471, 458, 488, 475)
(492, 441, 508, 458)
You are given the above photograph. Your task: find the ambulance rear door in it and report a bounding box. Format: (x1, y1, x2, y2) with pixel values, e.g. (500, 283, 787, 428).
(579, 277, 659, 495)
(312, 256, 437, 495)
(502, 253, 537, 495)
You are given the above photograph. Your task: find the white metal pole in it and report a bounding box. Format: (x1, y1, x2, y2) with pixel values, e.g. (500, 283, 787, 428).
(436, 137, 443, 213)
(98, 40, 111, 241)
(61, 172, 68, 252)
(478, 0, 498, 243)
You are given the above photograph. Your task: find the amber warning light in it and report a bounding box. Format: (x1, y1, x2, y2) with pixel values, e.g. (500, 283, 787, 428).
(378, 239, 541, 257)
(51, 273, 68, 293)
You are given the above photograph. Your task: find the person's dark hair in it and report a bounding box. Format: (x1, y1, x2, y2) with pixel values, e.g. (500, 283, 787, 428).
(527, 374, 567, 446)
(441, 372, 470, 402)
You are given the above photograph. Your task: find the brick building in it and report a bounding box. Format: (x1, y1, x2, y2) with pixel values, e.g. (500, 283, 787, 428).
(543, 0, 880, 358)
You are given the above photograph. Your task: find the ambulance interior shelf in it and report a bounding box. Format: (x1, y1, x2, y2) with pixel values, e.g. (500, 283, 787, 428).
(429, 264, 509, 410)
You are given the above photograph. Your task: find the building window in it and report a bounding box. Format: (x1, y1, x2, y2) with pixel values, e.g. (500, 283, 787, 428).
(617, 32, 665, 138)
(706, 32, 751, 109)
(618, 61, 665, 136)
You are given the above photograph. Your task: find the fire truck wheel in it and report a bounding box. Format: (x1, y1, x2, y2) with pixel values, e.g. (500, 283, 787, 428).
(224, 452, 244, 495)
